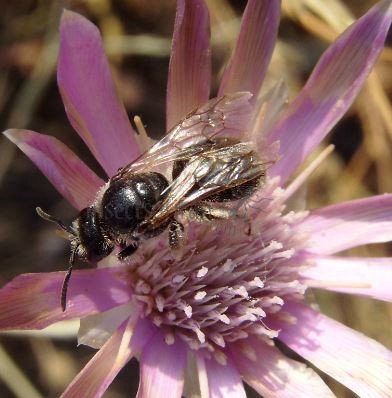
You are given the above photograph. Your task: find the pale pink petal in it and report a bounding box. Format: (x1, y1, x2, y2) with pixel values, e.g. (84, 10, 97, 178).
(58, 10, 141, 177)
(267, 0, 392, 183)
(275, 301, 392, 398)
(230, 337, 334, 398)
(166, 0, 211, 130)
(4, 129, 103, 210)
(301, 255, 392, 302)
(250, 81, 288, 146)
(301, 194, 392, 255)
(202, 355, 246, 398)
(62, 317, 155, 398)
(218, 0, 280, 100)
(0, 267, 132, 330)
(137, 333, 187, 398)
(78, 303, 134, 349)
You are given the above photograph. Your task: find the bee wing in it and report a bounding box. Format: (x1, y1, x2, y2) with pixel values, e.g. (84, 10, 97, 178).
(112, 92, 252, 181)
(145, 143, 265, 227)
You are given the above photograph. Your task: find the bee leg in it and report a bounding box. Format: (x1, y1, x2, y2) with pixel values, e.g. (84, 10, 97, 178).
(118, 240, 139, 261)
(187, 203, 239, 222)
(168, 219, 185, 249)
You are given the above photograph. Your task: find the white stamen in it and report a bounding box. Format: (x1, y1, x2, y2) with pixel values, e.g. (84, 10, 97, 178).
(250, 276, 265, 288)
(250, 307, 266, 318)
(265, 329, 279, 339)
(184, 305, 193, 318)
(194, 291, 207, 300)
(233, 286, 249, 298)
(268, 296, 284, 306)
(219, 314, 231, 324)
(271, 248, 295, 260)
(222, 259, 234, 272)
(262, 240, 283, 255)
(155, 295, 165, 312)
(211, 333, 226, 348)
(238, 313, 257, 322)
(197, 266, 208, 278)
(195, 328, 206, 343)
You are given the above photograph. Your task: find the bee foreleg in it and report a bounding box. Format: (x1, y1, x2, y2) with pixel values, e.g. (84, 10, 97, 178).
(118, 240, 139, 261)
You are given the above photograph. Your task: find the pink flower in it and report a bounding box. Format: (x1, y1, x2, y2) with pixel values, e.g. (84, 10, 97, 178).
(1, 1, 392, 397)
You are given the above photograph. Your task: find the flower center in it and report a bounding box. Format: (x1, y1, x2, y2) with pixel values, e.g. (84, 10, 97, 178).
(127, 179, 308, 361)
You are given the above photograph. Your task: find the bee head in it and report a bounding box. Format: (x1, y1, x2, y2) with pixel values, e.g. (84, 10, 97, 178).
(36, 206, 115, 312)
(36, 206, 114, 264)
(74, 207, 114, 262)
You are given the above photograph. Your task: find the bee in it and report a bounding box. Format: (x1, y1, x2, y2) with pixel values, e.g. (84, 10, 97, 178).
(37, 92, 267, 311)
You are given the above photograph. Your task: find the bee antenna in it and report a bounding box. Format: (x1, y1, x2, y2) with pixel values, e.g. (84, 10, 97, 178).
(36, 207, 75, 236)
(61, 245, 78, 311)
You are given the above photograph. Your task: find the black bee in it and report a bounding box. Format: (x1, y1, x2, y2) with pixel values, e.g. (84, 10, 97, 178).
(37, 92, 267, 311)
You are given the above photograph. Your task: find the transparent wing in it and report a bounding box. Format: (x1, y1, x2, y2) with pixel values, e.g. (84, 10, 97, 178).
(144, 142, 266, 227)
(112, 92, 252, 182)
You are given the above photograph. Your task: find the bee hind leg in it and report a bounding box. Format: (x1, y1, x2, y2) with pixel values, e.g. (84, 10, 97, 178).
(185, 203, 252, 235)
(168, 219, 185, 249)
(186, 203, 239, 222)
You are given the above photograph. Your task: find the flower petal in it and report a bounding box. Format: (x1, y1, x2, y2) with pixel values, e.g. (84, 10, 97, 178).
(4, 129, 103, 210)
(137, 334, 187, 398)
(0, 267, 132, 330)
(62, 317, 155, 398)
(166, 0, 211, 130)
(301, 194, 392, 255)
(78, 303, 134, 349)
(267, 0, 392, 183)
(301, 255, 392, 302)
(58, 10, 141, 177)
(230, 337, 334, 398)
(218, 0, 280, 100)
(275, 301, 392, 398)
(202, 355, 246, 398)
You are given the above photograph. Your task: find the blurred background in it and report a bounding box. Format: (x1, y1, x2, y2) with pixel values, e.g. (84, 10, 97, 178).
(0, 0, 391, 397)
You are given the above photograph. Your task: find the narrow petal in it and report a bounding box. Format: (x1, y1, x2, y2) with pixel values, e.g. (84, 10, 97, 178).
(0, 267, 132, 330)
(230, 337, 334, 398)
(301, 194, 392, 255)
(166, 0, 211, 130)
(218, 0, 280, 99)
(137, 334, 187, 398)
(250, 81, 288, 143)
(267, 0, 392, 183)
(4, 129, 103, 210)
(58, 10, 141, 177)
(78, 303, 134, 349)
(62, 317, 155, 398)
(301, 255, 392, 302)
(202, 355, 246, 398)
(275, 301, 392, 398)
